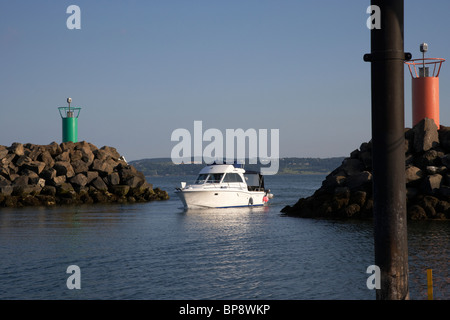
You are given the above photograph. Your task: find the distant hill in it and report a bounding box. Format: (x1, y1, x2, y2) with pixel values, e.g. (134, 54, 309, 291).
(129, 157, 345, 176)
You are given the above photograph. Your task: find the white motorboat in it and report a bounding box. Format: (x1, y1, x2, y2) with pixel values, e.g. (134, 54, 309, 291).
(175, 163, 273, 209)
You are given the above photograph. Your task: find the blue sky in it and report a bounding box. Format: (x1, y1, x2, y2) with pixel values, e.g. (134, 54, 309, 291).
(1, 1, 450, 161)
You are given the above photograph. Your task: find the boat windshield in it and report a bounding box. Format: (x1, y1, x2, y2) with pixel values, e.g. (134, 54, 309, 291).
(195, 173, 224, 184)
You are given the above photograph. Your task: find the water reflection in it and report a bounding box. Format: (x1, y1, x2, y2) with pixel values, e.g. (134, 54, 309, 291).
(407, 221, 450, 300)
(0, 177, 448, 299)
(0, 204, 144, 232)
(183, 205, 269, 215)
(182, 206, 269, 222)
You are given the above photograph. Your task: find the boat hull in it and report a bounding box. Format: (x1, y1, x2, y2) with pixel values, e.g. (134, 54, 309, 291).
(176, 189, 267, 209)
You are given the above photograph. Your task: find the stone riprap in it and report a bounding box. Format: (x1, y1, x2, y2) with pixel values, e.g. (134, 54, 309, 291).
(281, 118, 450, 220)
(0, 141, 169, 207)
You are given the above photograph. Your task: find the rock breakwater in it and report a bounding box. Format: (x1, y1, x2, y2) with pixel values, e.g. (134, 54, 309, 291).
(0, 141, 169, 207)
(281, 118, 450, 220)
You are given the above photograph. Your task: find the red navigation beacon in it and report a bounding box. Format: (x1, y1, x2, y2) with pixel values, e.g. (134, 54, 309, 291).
(405, 43, 445, 128)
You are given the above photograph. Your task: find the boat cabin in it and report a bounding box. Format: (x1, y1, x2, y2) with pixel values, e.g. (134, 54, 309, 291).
(193, 164, 266, 192)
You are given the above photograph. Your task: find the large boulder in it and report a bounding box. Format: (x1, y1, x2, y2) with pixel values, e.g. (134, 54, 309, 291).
(438, 125, 450, 152)
(413, 118, 439, 152)
(90, 176, 108, 192)
(38, 151, 55, 169)
(71, 159, 90, 174)
(405, 165, 423, 183)
(110, 185, 130, 197)
(23, 161, 45, 175)
(40, 168, 57, 181)
(91, 159, 114, 176)
(70, 173, 88, 187)
(54, 161, 75, 178)
(107, 172, 120, 186)
(49, 175, 66, 187)
(421, 174, 442, 194)
(0, 146, 9, 159)
(76, 141, 95, 165)
(8, 143, 24, 156)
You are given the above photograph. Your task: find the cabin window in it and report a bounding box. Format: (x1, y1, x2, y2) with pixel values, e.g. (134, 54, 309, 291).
(222, 173, 244, 183)
(195, 174, 209, 184)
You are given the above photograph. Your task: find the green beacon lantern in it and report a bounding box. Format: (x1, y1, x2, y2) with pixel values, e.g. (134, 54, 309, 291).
(58, 98, 81, 143)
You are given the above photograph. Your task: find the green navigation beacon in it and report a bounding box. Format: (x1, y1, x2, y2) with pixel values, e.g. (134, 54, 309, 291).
(58, 97, 81, 143)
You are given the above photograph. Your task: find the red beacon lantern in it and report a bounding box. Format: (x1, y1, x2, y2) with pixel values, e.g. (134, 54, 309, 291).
(405, 43, 445, 128)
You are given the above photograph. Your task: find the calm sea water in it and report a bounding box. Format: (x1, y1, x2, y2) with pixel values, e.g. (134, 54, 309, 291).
(0, 174, 448, 300)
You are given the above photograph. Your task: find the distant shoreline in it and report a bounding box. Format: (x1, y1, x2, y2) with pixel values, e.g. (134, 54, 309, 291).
(130, 157, 345, 177)
(143, 172, 330, 177)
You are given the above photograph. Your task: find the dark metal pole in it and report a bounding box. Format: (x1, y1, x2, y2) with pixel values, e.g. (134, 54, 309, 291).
(364, 0, 410, 300)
